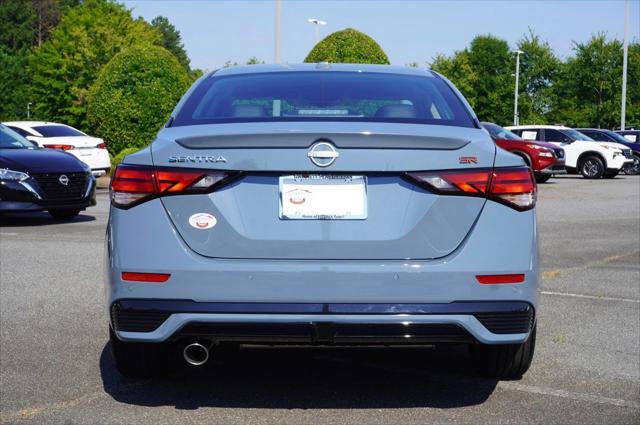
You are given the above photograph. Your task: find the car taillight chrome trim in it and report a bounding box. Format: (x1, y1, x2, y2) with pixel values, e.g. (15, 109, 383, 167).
(110, 164, 239, 209)
(405, 166, 537, 211)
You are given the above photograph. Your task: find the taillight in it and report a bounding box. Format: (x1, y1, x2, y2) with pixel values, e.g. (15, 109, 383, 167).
(110, 164, 237, 209)
(44, 144, 74, 151)
(406, 166, 536, 211)
(96, 142, 107, 149)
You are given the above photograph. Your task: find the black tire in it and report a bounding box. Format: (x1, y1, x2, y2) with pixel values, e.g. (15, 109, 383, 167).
(49, 209, 80, 220)
(470, 325, 536, 379)
(534, 174, 551, 183)
(623, 155, 640, 175)
(579, 156, 605, 179)
(603, 170, 619, 179)
(109, 327, 167, 378)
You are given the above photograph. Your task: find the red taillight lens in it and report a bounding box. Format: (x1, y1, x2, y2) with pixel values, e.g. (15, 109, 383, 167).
(476, 274, 525, 284)
(45, 144, 74, 151)
(488, 167, 536, 211)
(406, 166, 536, 211)
(110, 164, 235, 208)
(96, 142, 107, 149)
(121, 272, 170, 283)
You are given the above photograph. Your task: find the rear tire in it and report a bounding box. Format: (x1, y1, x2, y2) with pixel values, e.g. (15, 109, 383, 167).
(49, 209, 80, 220)
(579, 156, 605, 179)
(603, 170, 619, 179)
(534, 174, 551, 183)
(470, 325, 536, 379)
(109, 327, 167, 378)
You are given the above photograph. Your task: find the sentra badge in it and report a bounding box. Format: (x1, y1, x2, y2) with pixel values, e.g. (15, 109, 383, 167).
(169, 155, 227, 163)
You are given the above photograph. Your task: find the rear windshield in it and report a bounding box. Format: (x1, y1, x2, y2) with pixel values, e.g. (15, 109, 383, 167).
(32, 125, 85, 137)
(172, 72, 475, 128)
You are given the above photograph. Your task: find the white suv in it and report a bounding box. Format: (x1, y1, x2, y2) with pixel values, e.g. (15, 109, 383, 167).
(507, 125, 633, 179)
(3, 121, 112, 176)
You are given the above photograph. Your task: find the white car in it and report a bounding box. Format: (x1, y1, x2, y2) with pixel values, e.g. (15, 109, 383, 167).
(506, 125, 633, 179)
(3, 121, 111, 176)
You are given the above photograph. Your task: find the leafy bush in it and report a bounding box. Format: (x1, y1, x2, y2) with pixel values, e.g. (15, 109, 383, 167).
(304, 28, 389, 64)
(110, 147, 140, 176)
(87, 44, 192, 155)
(29, 0, 162, 129)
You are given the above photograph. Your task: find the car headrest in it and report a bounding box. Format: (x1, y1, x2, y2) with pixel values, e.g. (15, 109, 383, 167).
(374, 104, 417, 118)
(231, 105, 268, 117)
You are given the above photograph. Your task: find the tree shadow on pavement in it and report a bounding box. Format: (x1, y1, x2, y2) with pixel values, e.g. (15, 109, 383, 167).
(100, 343, 498, 410)
(0, 211, 95, 227)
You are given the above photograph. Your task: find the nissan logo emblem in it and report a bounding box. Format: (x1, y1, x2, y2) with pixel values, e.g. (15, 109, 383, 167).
(307, 141, 339, 167)
(58, 174, 69, 186)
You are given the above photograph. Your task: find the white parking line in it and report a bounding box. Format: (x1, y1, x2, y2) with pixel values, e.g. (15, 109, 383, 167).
(499, 381, 640, 409)
(540, 290, 640, 304)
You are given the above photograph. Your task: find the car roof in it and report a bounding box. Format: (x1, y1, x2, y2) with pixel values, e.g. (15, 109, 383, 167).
(3, 121, 69, 129)
(506, 125, 570, 129)
(211, 63, 437, 78)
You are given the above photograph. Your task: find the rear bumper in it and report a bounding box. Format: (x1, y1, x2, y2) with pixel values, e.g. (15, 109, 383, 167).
(111, 300, 535, 345)
(107, 200, 539, 345)
(70, 149, 111, 172)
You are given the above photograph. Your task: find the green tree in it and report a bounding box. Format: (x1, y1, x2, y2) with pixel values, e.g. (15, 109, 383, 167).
(304, 28, 390, 64)
(0, 0, 35, 51)
(0, 47, 31, 120)
(516, 30, 561, 124)
(625, 43, 640, 127)
(431, 50, 478, 109)
(31, 0, 60, 46)
(432, 35, 511, 123)
(151, 15, 190, 70)
(29, 0, 161, 129)
(87, 44, 191, 155)
(551, 34, 627, 128)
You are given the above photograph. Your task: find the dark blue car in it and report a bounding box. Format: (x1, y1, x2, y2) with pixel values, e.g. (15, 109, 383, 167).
(577, 128, 640, 175)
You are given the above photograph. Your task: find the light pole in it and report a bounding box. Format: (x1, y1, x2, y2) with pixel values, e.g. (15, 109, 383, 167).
(621, 0, 629, 130)
(513, 50, 524, 126)
(27, 102, 32, 119)
(307, 18, 327, 44)
(274, 0, 281, 63)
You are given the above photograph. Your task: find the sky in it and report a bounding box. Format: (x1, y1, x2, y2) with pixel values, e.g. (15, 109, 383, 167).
(122, 0, 640, 71)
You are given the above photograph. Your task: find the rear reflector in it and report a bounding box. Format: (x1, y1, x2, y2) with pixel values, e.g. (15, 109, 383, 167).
(121, 272, 171, 283)
(110, 164, 237, 208)
(406, 166, 536, 211)
(476, 274, 525, 284)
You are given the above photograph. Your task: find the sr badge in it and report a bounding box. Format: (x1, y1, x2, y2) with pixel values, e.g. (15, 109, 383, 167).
(188, 213, 217, 229)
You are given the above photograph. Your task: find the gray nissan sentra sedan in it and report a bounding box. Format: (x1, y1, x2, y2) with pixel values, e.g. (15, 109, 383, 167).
(106, 63, 538, 379)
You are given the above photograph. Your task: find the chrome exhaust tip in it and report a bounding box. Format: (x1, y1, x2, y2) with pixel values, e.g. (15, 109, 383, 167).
(183, 342, 210, 366)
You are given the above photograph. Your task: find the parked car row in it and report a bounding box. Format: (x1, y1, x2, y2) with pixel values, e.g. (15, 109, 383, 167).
(481, 122, 565, 183)
(479, 123, 638, 180)
(3, 121, 111, 177)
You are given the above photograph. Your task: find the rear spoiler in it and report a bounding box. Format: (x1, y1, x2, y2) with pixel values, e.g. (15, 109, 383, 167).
(176, 132, 470, 150)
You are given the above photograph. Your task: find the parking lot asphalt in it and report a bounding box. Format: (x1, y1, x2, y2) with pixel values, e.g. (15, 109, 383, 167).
(0, 175, 638, 424)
